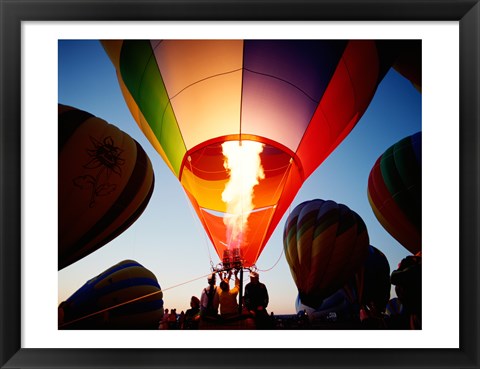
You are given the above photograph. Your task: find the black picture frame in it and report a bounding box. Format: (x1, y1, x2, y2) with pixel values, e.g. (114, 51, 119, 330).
(1, 1, 479, 368)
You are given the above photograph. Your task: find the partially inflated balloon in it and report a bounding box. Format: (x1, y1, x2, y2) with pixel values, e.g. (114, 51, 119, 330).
(283, 199, 370, 308)
(295, 281, 360, 323)
(367, 131, 421, 254)
(102, 40, 400, 267)
(58, 104, 155, 270)
(360, 245, 391, 312)
(59, 260, 163, 329)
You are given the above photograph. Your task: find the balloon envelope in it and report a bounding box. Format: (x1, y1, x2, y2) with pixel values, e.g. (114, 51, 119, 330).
(360, 245, 391, 311)
(367, 131, 421, 254)
(58, 104, 155, 270)
(59, 260, 164, 329)
(283, 199, 370, 308)
(102, 40, 400, 267)
(295, 282, 360, 323)
(392, 40, 421, 92)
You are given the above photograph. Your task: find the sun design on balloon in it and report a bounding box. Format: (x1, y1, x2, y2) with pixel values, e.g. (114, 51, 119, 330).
(73, 136, 125, 208)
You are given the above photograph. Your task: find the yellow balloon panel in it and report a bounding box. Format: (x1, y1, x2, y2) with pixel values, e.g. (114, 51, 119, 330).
(181, 168, 229, 212)
(153, 40, 244, 97)
(170, 71, 243, 150)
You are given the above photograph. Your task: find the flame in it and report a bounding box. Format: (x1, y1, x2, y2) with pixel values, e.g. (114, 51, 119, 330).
(221, 140, 265, 249)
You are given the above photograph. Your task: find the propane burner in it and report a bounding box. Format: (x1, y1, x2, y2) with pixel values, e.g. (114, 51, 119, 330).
(222, 248, 243, 270)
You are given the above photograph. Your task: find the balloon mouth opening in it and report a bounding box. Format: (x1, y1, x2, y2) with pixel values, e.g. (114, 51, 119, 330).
(180, 137, 302, 266)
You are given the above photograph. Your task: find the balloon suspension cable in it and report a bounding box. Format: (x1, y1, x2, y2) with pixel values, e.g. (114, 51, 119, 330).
(247, 160, 293, 266)
(256, 246, 284, 273)
(256, 204, 291, 273)
(59, 271, 212, 329)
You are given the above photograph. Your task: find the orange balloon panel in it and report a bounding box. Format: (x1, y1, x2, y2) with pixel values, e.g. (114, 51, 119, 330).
(102, 40, 398, 266)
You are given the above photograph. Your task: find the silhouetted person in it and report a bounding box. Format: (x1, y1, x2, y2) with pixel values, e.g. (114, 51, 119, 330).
(244, 271, 271, 329)
(200, 273, 220, 319)
(218, 270, 240, 319)
(183, 296, 201, 329)
(389, 254, 422, 329)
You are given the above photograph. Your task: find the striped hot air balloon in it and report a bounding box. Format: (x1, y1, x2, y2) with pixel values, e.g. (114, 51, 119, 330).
(101, 39, 402, 268)
(367, 131, 421, 254)
(283, 199, 370, 308)
(58, 104, 155, 270)
(59, 260, 164, 329)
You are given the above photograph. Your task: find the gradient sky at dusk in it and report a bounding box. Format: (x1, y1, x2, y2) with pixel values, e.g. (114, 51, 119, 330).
(58, 39, 421, 315)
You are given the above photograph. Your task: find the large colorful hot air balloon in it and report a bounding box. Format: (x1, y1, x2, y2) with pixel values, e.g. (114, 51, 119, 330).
(58, 260, 164, 329)
(102, 40, 400, 267)
(283, 199, 370, 308)
(367, 131, 421, 255)
(58, 104, 155, 270)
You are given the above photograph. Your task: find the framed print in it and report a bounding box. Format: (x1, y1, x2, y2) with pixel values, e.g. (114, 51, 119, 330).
(1, 0, 479, 368)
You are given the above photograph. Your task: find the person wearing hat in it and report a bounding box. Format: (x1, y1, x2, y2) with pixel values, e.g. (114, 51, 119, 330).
(389, 255, 422, 329)
(200, 273, 220, 319)
(244, 271, 271, 328)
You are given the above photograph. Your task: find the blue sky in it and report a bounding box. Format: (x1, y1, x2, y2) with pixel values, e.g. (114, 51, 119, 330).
(58, 40, 420, 315)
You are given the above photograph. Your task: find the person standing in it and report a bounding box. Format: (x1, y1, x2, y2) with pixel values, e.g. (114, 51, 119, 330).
(200, 273, 220, 319)
(218, 270, 240, 319)
(244, 271, 271, 328)
(183, 296, 201, 329)
(389, 254, 422, 329)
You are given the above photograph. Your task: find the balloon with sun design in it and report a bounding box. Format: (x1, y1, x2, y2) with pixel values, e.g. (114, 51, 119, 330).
(58, 104, 155, 270)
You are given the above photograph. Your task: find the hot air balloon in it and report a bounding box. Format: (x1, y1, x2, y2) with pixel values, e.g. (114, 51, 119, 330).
(283, 199, 370, 308)
(367, 131, 421, 254)
(359, 245, 391, 313)
(58, 104, 155, 270)
(392, 40, 421, 92)
(58, 260, 164, 329)
(295, 282, 360, 324)
(101, 40, 401, 268)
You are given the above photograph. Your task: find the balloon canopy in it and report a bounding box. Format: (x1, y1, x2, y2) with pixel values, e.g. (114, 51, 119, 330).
(360, 245, 391, 311)
(295, 283, 360, 323)
(59, 260, 164, 329)
(283, 199, 370, 308)
(58, 104, 155, 270)
(392, 40, 422, 92)
(367, 131, 421, 254)
(102, 40, 398, 267)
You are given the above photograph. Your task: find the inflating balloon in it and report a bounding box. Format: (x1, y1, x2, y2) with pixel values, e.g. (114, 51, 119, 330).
(295, 281, 360, 323)
(102, 40, 401, 267)
(58, 104, 155, 270)
(283, 199, 370, 308)
(360, 245, 391, 312)
(385, 297, 404, 317)
(58, 260, 164, 329)
(367, 131, 421, 254)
